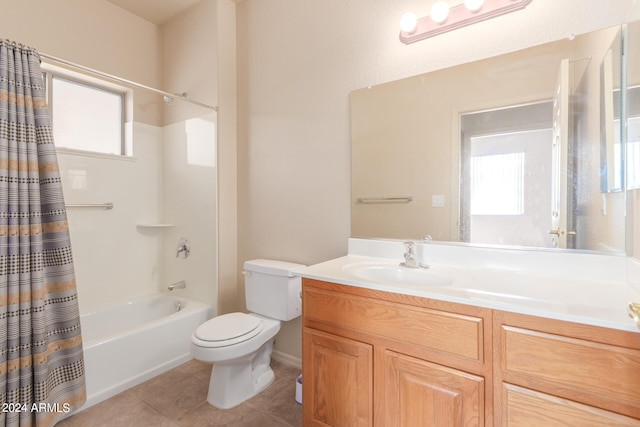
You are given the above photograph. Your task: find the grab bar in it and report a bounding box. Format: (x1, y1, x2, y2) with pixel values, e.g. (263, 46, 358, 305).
(357, 196, 413, 203)
(65, 202, 114, 210)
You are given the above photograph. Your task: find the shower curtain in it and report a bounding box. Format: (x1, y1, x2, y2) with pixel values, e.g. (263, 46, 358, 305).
(0, 40, 85, 426)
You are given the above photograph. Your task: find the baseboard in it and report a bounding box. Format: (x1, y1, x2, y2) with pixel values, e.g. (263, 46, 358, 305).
(271, 349, 302, 369)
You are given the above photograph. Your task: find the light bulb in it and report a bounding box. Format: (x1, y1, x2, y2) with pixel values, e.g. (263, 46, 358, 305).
(400, 12, 418, 33)
(464, 0, 484, 12)
(430, 1, 450, 24)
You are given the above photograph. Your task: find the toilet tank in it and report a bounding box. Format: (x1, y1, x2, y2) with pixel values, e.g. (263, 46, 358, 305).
(243, 259, 306, 321)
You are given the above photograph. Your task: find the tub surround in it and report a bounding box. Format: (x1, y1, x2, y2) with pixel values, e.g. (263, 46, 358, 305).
(298, 238, 640, 333)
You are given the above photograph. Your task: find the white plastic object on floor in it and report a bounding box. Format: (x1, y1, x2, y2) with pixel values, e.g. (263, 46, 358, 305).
(295, 375, 302, 404)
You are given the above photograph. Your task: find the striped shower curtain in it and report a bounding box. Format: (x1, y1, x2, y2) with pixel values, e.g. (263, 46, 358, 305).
(0, 40, 85, 426)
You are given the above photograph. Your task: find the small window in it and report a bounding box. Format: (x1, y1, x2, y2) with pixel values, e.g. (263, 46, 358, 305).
(45, 71, 126, 156)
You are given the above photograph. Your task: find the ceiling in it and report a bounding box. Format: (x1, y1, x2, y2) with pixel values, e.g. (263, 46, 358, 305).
(107, 0, 204, 25)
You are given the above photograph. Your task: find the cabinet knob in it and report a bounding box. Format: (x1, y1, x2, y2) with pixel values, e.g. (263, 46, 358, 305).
(628, 302, 640, 330)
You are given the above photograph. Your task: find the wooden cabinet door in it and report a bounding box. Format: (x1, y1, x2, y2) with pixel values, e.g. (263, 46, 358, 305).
(383, 350, 485, 427)
(303, 328, 373, 427)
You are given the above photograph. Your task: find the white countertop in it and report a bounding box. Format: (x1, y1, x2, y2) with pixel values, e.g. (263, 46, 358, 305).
(297, 238, 640, 333)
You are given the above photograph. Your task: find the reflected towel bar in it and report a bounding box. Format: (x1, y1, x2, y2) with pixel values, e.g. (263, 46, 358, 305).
(65, 202, 114, 210)
(357, 196, 413, 203)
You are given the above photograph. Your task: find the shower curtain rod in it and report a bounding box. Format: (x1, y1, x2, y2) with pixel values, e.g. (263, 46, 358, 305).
(39, 52, 218, 112)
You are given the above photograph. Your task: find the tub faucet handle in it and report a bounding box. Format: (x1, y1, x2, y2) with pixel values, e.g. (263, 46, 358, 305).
(176, 238, 190, 259)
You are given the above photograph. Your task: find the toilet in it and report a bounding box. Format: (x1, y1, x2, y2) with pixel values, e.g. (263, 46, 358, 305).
(190, 259, 306, 409)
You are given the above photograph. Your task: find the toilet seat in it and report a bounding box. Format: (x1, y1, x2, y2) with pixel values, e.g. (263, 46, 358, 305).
(194, 312, 264, 348)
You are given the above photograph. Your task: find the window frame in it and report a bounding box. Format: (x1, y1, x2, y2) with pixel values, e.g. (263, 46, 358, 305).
(42, 63, 130, 157)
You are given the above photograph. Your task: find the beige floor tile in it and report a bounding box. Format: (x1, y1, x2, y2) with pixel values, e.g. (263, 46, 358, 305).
(63, 392, 178, 427)
(59, 359, 301, 427)
(143, 374, 209, 420)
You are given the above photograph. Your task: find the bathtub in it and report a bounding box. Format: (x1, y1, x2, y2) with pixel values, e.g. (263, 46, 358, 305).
(77, 294, 213, 411)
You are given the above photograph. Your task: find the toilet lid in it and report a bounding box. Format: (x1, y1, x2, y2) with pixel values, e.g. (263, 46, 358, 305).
(194, 312, 263, 345)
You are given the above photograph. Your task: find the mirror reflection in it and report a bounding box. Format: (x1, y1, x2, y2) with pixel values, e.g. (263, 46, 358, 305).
(629, 85, 640, 189)
(351, 22, 638, 253)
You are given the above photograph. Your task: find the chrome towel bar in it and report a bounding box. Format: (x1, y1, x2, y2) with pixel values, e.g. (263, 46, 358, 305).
(65, 202, 114, 210)
(357, 196, 413, 203)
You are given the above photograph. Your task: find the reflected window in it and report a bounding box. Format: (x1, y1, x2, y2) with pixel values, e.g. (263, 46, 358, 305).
(470, 151, 525, 215)
(460, 101, 553, 246)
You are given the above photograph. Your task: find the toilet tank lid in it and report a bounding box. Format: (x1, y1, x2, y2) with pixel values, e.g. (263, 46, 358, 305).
(243, 259, 306, 277)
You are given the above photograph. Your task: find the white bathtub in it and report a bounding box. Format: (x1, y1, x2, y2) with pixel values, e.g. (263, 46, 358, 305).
(77, 294, 213, 411)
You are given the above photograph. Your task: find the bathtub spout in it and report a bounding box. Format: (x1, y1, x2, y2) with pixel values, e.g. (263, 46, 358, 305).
(168, 281, 186, 291)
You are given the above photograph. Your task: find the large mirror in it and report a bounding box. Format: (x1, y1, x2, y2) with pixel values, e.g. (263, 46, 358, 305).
(351, 20, 639, 254)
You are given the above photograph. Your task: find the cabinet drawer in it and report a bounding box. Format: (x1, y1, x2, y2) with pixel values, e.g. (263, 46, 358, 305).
(303, 285, 484, 362)
(498, 324, 640, 418)
(501, 384, 640, 426)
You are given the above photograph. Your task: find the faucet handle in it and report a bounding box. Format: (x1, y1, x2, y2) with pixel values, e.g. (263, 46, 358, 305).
(403, 240, 416, 249)
(629, 302, 640, 330)
(176, 237, 190, 259)
(400, 240, 429, 269)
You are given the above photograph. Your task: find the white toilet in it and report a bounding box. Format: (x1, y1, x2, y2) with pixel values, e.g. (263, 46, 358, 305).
(190, 259, 306, 409)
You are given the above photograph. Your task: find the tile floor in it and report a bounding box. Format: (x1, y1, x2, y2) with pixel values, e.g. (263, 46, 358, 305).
(57, 359, 302, 427)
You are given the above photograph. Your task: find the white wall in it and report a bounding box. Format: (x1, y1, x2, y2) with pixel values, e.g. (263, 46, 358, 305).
(236, 0, 639, 361)
(0, 0, 162, 113)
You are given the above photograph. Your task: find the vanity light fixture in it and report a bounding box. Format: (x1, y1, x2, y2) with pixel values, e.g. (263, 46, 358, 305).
(430, 1, 451, 23)
(400, 0, 533, 44)
(464, 0, 485, 12)
(400, 12, 419, 33)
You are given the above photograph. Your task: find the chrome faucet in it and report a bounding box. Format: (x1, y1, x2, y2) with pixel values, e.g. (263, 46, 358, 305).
(400, 241, 428, 269)
(168, 280, 186, 291)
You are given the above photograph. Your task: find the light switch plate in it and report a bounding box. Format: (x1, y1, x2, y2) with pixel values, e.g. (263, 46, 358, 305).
(432, 195, 445, 207)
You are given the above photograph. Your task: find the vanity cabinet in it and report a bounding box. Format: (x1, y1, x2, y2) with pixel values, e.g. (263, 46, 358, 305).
(494, 310, 640, 426)
(302, 278, 640, 426)
(302, 279, 493, 427)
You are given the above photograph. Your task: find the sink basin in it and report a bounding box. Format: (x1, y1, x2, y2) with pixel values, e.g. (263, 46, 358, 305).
(343, 262, 452, 287)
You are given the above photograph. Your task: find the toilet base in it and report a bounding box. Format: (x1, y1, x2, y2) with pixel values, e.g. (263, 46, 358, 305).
(206, 338, 275, 409)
